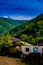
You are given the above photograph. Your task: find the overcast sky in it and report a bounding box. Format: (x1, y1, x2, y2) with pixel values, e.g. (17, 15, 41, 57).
(0, 0, 43, 20)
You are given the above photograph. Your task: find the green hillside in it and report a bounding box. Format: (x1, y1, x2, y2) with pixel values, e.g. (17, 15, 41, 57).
(0, 18, 26, 35)
(9, 13, 43, 45)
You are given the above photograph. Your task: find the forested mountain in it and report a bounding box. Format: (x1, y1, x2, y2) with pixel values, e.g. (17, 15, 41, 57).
(0, 18, 26, 35)
(9, 13, 43, 45)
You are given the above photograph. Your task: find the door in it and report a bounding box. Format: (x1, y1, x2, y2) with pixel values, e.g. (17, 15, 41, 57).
(33, 47, 39, 53)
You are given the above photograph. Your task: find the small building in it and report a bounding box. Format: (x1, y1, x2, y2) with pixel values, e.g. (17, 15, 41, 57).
(21, 45, 43, 55)
(9, 37, 43, 55)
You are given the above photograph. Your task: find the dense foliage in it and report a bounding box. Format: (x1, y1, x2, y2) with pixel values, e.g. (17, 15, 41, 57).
(9, 13, 43, 45)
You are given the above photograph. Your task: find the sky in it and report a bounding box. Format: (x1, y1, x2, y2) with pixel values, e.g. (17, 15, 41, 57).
(0, 0, 43, 20)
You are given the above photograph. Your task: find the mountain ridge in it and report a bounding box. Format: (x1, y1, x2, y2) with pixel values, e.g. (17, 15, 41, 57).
(0, 18, 27, 35)
(9, 13, 43, 44)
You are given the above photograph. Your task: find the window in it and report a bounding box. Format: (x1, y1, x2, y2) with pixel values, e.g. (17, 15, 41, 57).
(26, 48, 29, 52)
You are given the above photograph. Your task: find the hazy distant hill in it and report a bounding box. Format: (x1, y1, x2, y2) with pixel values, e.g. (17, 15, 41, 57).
(0, 18, 27, 35)
(9, 13, 43, 44)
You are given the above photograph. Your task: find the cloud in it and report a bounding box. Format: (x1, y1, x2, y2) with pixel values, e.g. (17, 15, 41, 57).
(2, 16, 8, 18)
(10, 16, 34, 20)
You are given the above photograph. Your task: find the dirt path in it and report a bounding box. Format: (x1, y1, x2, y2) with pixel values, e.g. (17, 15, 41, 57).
(0, 56, 25, 65)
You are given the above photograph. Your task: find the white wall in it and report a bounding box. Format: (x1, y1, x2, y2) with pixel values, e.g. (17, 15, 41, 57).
(21, 45, 33, 54)
(38, 46, 43, 53)
(21, 46, 43, 55)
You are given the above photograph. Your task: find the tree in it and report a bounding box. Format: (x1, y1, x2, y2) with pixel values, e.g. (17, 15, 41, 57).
(20, 34, 28, 41)
(4, 33, 12, 47)
(36, 31, 41, 37)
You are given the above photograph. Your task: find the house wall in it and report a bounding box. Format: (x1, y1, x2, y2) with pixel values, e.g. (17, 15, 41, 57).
(38, 46, 43, 53)
(21, 45, 33, 54)
(21, 46, 43, 55)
